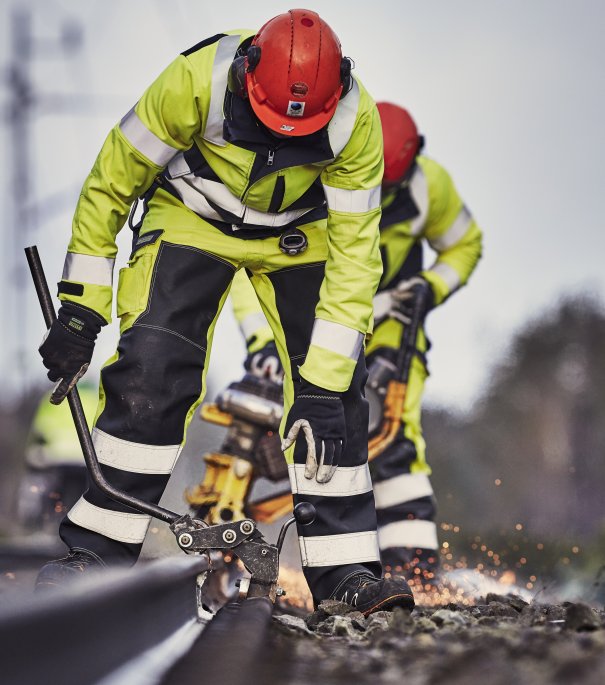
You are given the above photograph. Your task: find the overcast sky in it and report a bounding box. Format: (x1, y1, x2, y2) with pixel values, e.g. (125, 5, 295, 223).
(1, 0, 604, 410)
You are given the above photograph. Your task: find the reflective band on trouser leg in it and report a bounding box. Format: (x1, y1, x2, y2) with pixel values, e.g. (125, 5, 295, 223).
(67, 498, 151, 544)
(119, 106, 180, 167)
(92, 428, 181, 475)
(288, 463, 372, 498)
(62, 253, 115, 286)
(299, 532, 380, 567)
(373, 473, 434, 510)
(378, 520, 439, 552)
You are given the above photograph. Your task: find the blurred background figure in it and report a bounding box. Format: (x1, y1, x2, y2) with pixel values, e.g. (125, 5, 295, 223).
(17, 382, 97, 537)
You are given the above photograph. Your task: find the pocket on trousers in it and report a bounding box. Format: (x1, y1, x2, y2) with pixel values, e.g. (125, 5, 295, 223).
(116, 254, 152, 317)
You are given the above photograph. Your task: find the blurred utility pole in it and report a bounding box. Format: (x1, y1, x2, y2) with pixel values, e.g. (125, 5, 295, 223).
(4, 6, 83, 395)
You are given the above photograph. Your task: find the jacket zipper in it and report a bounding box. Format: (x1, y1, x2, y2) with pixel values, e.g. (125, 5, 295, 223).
(241, 147, 277, 203)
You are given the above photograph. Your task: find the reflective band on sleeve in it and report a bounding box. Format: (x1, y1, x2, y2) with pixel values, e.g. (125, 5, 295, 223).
(120, 107, 180, 167)
(239, 311, 270, 341)
(288, 463, 372, 497)
(378, 520, 439, 551)
(427, 262, 461, 291)
(299, 531, 380, 567)
(323, 184, 381, 213)
(373, 473, 434, 510)
(62, 253, 115, 287)
(409, 166, 429, 236)
(204, 34, 242, 146)
(429, 205, 473, 252)
(327, 78, 360, 158)
(310, 319, 364, 360)
(92, 428, 181, 475)
(67, 497, 151, 544)
(373, 291, 392, 321)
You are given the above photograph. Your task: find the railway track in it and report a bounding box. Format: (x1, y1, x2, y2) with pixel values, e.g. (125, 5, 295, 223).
(0, 552, 276, 685)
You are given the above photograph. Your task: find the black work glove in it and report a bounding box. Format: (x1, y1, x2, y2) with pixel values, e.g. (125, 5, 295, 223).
(39, 302, 104, 405)
(390, 276, 435, 325)
(281, 379, 345, 483)
(244, 341, 284, 384)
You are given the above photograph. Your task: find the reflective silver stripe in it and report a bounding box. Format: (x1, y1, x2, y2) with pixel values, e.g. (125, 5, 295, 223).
(204, 34, 242, 146)
(310, 319, 364, 360)
(62, 253, 115, 286)
(409, 166, 429, 236)
(299, 531, 380, 567)
(427, 262, 461, 292)
(323, 184, 381, 213)
(167, 151, 191, 178)
(67, 497, 151, 544)
(239, 311, 269, 341)
(429, 205, 473, 252)
(119, 107, 179, 167)
(327, 78, 360, 158)
(167, 174, 314, 227)
(378, 520, 439, 551)
(288, 463, 372, 497)
(373, 290, 392, 321)
(373, 473, 434, 510)
(92, 428, 181, 475)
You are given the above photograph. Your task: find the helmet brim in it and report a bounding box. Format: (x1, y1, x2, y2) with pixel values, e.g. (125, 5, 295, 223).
(248, 80, 343, 137)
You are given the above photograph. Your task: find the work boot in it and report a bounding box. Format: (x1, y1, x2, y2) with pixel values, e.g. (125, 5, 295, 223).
(35, 549, 106, 592)
(330, 572, 415, 616)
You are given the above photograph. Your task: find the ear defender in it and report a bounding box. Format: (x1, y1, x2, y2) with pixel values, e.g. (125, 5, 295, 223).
(227, 46, 262, 99)
(340, 57, 354, 96)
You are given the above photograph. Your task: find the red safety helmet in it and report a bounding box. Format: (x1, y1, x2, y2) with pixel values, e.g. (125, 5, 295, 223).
(377, 102, 420, 184)
(246, 9, 345, 137)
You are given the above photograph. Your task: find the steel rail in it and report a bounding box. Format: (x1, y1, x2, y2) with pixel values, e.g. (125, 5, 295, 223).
(0, 555, 214, 685)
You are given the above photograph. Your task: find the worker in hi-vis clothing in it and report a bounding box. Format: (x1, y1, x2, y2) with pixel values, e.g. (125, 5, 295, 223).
(232, 102, 483, 587)
(36, 9, 415, 615)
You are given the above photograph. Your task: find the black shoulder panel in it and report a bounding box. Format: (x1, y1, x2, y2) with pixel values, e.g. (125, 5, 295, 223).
(181, 33, 227, 57)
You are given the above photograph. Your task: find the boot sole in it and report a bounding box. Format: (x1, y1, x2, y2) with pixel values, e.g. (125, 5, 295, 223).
(361, 592, 415, 617)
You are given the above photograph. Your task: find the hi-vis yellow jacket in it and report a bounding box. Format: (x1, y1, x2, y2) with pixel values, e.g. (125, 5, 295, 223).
(233, 154, 482, 355)
(58, 31, 384, 392)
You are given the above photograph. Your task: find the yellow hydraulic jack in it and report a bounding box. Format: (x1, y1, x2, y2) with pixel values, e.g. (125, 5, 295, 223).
(186, 376, 292, 525)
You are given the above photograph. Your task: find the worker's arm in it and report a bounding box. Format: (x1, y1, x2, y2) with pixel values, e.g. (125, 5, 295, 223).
(418, 156, 483, 305)
(299, 80, 383, 393)
(59, 54, 205, 322)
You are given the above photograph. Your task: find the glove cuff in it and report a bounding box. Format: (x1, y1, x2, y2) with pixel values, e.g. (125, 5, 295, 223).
(57, 302, 105, 342)
(297, 379, 343, 400)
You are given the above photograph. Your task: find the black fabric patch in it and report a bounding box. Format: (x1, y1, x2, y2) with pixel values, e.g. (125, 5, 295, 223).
(136, 242, 235, 348)
(97, 242, 235, 445)
(181, 33, 226, 57)
(375, 495, 437, 528)
(369, 429, 419, 483)
(267, 262, 325, 368)
(59, 517, 142, 564)
(57, 280, 84, 297)
(379, 242, 424, 291)
(380, 185, 420, 229)
(295, 491, 378, 538)
(268, 175, 285, 214)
